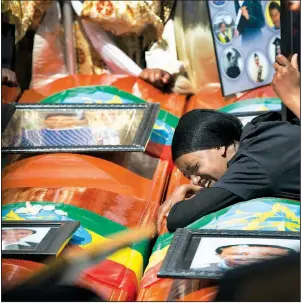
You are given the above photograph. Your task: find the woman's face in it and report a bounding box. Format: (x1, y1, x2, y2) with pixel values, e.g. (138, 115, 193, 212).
(270, 8, 281, 28)
(220, 23, 226, 33)
(175, 149, 228, 187)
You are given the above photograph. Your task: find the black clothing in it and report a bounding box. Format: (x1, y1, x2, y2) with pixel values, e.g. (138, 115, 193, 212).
(167, 188, 241, 232)
(1, 20, 16, 70)
(216, 253, 300, 302)
(172, 110, 242, 162)
(226, 66, 241, 78)
(234, 0, 265, 38)
(3, 285, 103, 302)
(256, 65, 264, 82)
(167, 112, 300, 232)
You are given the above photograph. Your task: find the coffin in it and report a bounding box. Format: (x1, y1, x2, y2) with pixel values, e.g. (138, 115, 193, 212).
(2, 152, 169, 301)
(19, 74, 186, 117)
(137, 198, 300, 301)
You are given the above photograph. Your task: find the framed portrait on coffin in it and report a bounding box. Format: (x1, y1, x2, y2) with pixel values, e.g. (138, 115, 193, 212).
(158, 229, 300, 279)
(1, 103, 159, 154)
(2, 221, 79, 262)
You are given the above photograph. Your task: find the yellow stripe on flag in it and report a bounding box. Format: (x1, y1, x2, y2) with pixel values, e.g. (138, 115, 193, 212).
(80, 229, 144, 282)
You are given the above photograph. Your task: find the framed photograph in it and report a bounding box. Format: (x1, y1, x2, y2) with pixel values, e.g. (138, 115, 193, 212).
(158, 229, 300, 279)
(207, 0, 281, 96)
(1, 103, 159, 153)
(2, 220, 80, 261)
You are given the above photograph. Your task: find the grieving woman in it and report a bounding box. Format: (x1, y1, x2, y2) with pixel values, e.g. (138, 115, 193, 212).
(157, 110, 300, 232)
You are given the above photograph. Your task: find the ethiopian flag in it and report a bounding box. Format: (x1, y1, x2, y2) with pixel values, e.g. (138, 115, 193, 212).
(2, 202, 150, 301)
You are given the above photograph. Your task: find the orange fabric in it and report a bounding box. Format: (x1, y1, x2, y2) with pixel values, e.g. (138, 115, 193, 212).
(80, 259, 139, 301)
(2, 187, 159, 228)
(177, 286, 218, 301)
(3, 154, 153, 200)
(18, 75, 186, 117)
(185, 86, 238, 112)
(165, 166, 189, 199)
(137, 278, 174, 301)
(1, 85, 21, 104)
(186, 84, 277, 112)
(2, 259, 45, 290)
(138, 260, 219, 301)
(237, 85, 277, 101)
(138, 276, 218, 301)
(18, 88, 45, 103)
(2, 153, 169, 228)
(3, 187, 152, 228)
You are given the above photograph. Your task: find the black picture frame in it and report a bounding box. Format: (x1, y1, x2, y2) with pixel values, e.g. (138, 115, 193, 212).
(2, 103, 160, 154)
(206, 1, 281, 97)
(2, 220, 80, 262)
(158, 229, 300, 280)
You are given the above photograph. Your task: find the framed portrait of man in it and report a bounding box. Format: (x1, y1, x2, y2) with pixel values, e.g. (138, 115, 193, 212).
(2, 221, 79, 261)
(158, 229, 300, 279)
(2, 103, 159, 153)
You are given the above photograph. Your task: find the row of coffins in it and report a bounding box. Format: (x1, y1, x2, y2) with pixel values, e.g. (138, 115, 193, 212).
(1, 76, 184, 300)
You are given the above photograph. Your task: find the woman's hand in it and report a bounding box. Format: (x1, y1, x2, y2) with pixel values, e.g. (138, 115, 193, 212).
(156, 184, 201, 232)
(272, 54, 300, 118)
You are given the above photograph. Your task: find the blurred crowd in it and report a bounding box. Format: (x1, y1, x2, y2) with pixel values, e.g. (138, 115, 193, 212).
(1, 1, 300, 113)
(1, 0, 219, 95)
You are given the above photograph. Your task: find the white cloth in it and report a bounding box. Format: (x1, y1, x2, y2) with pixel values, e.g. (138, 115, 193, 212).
(235, 0, 245, 28)
(80, 19, 142, 76)
(145, 19, 184, 75)
(31, 1, 68, 88)
(252, 65, 264, 82)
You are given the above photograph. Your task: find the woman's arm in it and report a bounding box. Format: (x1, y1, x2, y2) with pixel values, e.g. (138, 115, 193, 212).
(167, 188, 243, 232)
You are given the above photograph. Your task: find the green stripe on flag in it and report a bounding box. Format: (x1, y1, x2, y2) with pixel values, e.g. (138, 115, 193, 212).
(2, 202, 148, 257)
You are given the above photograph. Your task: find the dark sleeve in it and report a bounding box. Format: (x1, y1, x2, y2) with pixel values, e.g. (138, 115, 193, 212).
(167, 188, 243, 233)
(1, 21, 16, 70)
(212, 155, 274, 200)
(246, 1, 265, 29)
(234, 0, 240, 13)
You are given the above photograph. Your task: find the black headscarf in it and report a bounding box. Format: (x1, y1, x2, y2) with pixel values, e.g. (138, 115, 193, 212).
(172, 110, 243, 162)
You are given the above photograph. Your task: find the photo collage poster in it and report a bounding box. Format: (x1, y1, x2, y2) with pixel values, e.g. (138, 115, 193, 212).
(208, 0, 281, 96)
